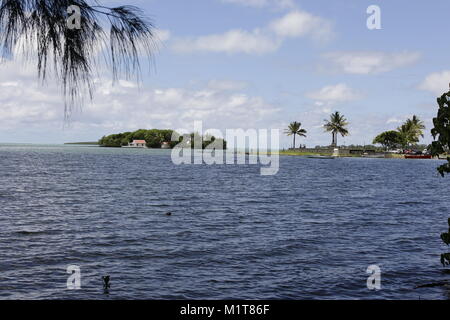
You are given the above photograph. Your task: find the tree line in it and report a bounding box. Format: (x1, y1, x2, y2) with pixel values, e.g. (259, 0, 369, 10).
(285, 111, 349, 149)
(285, 112, 429, 151)
(372, 116, 426, 150)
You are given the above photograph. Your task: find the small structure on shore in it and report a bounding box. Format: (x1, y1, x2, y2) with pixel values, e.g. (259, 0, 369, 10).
(161, 142, 171, 149)
(128, 140, 147, 148)
(332, 148, 340, 157)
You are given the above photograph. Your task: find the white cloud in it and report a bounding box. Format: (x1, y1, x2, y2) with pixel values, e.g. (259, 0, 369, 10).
(306, 83, 362, 104)
(172, 10, 333, 55)
(419, 70, 450, 95)
(172, 29, 281, 55)
(322, 51, 421, 74)
(0, 58, 433, 147)
(207, 80, 248, 91)
(154, 29, 171, 42)
(386, 117, 405, 124)
(0, 60, 281, 141)
(221, 0, 296, 9)
(269, 10, 333, 42)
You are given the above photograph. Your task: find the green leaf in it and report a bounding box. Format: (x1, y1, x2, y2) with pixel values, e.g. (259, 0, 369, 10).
(432, 91, 450, 176)
(441, 233, 450, 246)
(442, 253, 450, 267)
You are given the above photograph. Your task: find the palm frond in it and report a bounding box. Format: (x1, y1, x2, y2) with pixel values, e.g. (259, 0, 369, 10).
(323, 111, 349, 137)
(0, 0, 156, 116)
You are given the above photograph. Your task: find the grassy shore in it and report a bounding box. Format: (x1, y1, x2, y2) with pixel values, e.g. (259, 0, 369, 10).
(278, 150, 361, 158)
(278, 151, 447, 159)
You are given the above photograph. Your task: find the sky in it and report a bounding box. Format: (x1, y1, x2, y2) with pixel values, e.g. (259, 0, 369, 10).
(1, 0, 450, 148)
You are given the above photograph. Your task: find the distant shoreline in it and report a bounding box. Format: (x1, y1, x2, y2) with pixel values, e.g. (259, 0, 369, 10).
(277, 150, 449, 160)
(64, 142, 99, 145)
(278, 150, 399, 158)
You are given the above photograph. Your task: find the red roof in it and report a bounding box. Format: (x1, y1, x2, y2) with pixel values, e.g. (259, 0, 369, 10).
(132, 140, 146, 144)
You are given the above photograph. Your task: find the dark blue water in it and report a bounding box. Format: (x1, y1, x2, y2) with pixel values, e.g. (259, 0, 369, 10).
(0, 144, 449, 300)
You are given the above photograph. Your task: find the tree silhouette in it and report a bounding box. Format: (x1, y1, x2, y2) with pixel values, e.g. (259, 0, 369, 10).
(284, 121, 307, 149)
(430, 90, 450, 272)
(323, 111, 349, 147)
(441, 219, 450, 269)
(431, 90, 450, 176)
(0, 0, 156, 116)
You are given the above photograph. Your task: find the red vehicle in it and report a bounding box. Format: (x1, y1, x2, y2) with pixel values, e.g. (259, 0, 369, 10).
(404, 154, 432, 159)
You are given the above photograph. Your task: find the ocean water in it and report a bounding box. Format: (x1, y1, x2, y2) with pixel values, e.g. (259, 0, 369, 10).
(0, 144, 449, 300)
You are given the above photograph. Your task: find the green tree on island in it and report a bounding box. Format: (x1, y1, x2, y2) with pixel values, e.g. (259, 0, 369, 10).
(99, 129, 177, 148)
(285, 122, 307, 149)
(323, 112, 349, 147)
(397, 115, 426, 148)
(408, 115, 426, 138)
(0, 1, 155, 115)
(372, 131, 403, 151)
(397, 124, 414, 148)
(99, 129, 227, 149)
(373, 115, 426, 150)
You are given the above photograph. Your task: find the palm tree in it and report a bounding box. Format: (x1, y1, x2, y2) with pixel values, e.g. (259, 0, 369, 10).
(323, 112, 349, 147)
(397, 115, 426, 147)
(397, 124, 413, 148)
(407, 115, 426, 139)
(285, 122, 307, 149)
(0, 0, 156, 115)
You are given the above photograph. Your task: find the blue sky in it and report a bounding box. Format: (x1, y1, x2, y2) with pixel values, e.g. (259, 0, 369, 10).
(1, 0, 449, 147)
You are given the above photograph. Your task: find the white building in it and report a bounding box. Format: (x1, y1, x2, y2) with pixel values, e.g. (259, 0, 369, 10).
(128, 140, 147, 148)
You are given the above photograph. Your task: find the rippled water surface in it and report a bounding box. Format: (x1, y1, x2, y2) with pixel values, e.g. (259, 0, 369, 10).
(0, 144, 449, 300)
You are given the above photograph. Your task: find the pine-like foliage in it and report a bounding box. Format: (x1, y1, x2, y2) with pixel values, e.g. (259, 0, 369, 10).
(0, 0, 156, 116)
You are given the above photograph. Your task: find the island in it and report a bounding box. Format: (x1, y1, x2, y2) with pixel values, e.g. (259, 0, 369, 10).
(98, 129, 227, 149)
